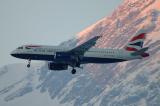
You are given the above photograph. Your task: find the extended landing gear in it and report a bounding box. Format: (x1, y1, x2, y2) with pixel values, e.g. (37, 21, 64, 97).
(71, 68, 76, 74)
(27, 59, 31, 68)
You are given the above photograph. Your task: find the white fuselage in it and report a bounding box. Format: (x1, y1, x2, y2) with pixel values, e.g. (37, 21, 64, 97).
(11, 45, 142, 64)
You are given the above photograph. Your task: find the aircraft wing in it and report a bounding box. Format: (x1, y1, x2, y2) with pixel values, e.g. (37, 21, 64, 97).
(69, 36, 101, 55)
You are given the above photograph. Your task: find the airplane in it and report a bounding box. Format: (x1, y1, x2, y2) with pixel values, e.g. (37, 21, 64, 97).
(11, 29, 149, 74)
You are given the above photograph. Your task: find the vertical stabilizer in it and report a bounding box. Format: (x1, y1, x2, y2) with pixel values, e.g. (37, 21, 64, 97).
(125, 29, 147, 52)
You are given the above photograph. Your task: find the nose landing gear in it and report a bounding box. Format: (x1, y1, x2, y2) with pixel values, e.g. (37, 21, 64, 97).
(71, 68, 76, 74)
(27, 59, 31, 68)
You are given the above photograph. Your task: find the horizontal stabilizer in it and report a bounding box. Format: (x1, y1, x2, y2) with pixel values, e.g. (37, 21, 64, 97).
(131, 47, 149, 56)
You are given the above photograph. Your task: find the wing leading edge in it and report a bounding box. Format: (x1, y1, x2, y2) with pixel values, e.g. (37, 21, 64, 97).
(69, 36, 101, 55)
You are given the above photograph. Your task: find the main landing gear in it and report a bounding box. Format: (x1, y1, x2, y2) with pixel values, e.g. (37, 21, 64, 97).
(71, 68, 76, 74)
(27, 59, 31, 68)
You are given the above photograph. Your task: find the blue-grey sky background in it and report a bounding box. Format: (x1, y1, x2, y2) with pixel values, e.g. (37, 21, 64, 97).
(0, 0, 122, 66)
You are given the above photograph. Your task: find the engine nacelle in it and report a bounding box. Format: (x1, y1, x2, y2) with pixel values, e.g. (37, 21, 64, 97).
(48, 62, 68, 71)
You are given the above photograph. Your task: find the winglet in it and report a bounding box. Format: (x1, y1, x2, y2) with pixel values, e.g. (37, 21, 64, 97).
(90, 36, 102, 41)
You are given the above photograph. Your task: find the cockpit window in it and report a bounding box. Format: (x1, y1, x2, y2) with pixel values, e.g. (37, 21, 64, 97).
(25, 47, 31, 49)
(17, 46, 23, 49)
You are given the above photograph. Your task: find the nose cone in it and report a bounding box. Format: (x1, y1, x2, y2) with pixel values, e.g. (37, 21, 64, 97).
(10, 50, 17, 57)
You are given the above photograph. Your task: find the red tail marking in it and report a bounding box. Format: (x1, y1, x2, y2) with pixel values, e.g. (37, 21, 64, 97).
(27, 45, 41, 48)
(125, 47, 138, 51)
(130, 33, 146, 42)
(141, 53, 149, 57)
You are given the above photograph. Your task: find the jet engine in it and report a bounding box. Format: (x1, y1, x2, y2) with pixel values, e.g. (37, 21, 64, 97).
(48, 62, 68, 71)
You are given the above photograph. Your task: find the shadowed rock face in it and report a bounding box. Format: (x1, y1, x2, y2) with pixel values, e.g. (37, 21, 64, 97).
(1, 0, 160, 106)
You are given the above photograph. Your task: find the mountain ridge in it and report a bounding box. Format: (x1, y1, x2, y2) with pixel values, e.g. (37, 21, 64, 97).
(1, 0, 160, 106)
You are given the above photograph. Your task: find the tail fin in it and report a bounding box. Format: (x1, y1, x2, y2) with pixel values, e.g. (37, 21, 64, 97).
(124, 29, 146, 52)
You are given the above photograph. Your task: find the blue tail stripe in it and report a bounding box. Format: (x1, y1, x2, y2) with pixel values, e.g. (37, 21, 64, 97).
(130, 42, 143, 48)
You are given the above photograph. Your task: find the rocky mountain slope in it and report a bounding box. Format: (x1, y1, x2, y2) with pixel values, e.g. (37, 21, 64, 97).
(1, 0, 160, 106)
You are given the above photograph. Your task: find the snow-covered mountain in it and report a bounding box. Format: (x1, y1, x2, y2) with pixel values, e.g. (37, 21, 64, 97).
(1, 0, 160, 106)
